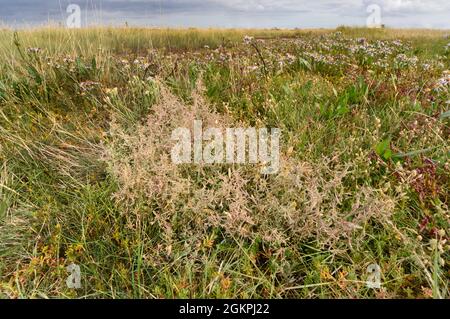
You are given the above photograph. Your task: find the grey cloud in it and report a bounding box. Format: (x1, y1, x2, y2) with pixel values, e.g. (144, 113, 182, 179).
(0, 0, 448, 28)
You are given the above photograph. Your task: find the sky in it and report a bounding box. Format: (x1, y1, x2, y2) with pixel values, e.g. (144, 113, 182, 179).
(0, 0, 449, 29)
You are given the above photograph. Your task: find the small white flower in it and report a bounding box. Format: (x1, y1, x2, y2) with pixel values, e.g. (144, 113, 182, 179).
(105, 87, 118, 96)
(79, 81, 100, 92)
(243, 35, 254, 45)
(435, 71, 450, 91)
(27, 47, 41, 54)
(63, 57, 75, 64)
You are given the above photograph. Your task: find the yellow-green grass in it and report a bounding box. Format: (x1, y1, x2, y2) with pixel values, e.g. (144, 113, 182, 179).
(0, 26, 447, 54)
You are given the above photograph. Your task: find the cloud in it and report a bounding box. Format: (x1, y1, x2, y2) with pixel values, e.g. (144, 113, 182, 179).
(364, 0, 450, 13)
(0, 0, 448, 28)
(209, 0, 363, 12)
(212, 0, 450, 16)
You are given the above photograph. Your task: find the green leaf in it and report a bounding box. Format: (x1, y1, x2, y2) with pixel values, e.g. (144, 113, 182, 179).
(91, 57, 97, 71)
(440, 110, 450, 120)
(336, 104, 350, 116)
(393, 147, 436, 158)
(375, 138, 392, 160)
(298, 57, 311, 70)
(376, 138, 390, 155)
(26, 65, 42, 85)
(0, 199, 7, 221)
(383, 149, 393, 160)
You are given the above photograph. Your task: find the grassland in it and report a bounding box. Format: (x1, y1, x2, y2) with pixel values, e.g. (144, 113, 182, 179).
(0, 27, 449, 299)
